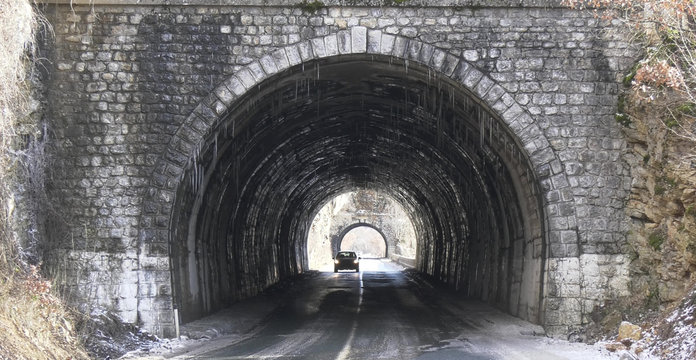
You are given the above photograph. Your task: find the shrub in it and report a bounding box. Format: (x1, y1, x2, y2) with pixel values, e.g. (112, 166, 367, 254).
(648, 231, 665, 251)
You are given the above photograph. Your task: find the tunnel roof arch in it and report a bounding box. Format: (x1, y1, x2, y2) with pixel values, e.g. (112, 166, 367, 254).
(146, 29, 562, 202)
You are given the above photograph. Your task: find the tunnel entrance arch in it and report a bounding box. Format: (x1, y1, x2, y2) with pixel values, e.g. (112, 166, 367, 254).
(337, 223, 389, 259)
(141, 30, 568, 332)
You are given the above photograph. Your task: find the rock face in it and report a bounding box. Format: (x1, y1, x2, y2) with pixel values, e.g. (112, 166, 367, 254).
(622, 102, 696, 309)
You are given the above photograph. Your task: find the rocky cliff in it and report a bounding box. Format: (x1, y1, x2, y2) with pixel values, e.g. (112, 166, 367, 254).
(623, 96, 696, 310)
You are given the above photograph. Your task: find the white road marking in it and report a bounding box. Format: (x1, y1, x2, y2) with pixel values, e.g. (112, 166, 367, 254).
(335, 271, 363, 360)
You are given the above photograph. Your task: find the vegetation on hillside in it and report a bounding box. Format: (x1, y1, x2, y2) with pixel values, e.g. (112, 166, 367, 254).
(564, 0, 696, 357)
(0, 1, 88, 358)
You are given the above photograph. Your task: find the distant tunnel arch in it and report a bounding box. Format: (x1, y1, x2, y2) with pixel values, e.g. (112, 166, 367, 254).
(154, 34, 553, 327)
(336, 223, 389, 258)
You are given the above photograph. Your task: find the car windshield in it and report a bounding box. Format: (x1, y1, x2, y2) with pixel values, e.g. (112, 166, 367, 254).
(336, 252, 356, 258)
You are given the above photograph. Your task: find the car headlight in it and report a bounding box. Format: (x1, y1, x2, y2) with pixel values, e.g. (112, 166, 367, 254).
(354, 259, 359, 264)
(334, 260, 339, 264)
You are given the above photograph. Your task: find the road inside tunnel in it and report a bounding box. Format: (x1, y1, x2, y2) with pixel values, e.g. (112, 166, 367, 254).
(144, 260, 618, 359)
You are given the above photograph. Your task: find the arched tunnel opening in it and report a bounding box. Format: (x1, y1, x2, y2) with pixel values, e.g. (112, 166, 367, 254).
(339, 225, 387, 259)
(168, 54, 546, 326)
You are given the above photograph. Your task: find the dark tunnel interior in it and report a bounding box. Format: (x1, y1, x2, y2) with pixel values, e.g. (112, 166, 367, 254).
(168, 54, 546, 325)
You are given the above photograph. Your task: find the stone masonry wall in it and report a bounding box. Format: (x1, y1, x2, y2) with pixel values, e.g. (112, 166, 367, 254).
(41, 0, 639, 336)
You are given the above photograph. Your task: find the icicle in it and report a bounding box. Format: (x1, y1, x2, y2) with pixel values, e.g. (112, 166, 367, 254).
(198, 163, 203, 193)
(191, 155, 198, 192)
(479, 107, 484, 148)
(489, 114, 493, 146)
(213, 134, 218, 160)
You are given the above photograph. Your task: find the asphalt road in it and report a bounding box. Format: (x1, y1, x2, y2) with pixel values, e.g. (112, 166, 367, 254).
(179, 259, 618, 360)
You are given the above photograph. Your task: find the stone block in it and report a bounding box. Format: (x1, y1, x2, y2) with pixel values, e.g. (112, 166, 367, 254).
(236, 68, 256, 88)
(560, 230, 578, 244)
(406, 40, 422, 61)
(214, 86, 235, 106)
(462, 67, 483, 90)
(419, 44, 434, 64)
(337, 30, 352, 54)
(324, 34, 339, 57)
(400, 27, 417, 38)
(392, 36, 409, 58)
(558, 283, 581, 297)
(224, 76, 248, 97)
(310, 37, 326, 58)
(367, 30, 381, 53)
(380, 33, 395, 55)
(351, 26, 367, 53)
(442, 54, 459, 77)
(295, 40, 312, 62)
(271, 48, 290, 71)
(474, 76, 494, 99)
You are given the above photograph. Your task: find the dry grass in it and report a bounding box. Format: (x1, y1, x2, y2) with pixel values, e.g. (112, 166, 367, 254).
(0, 1, 89, 359)
(0, 0, 35, 274)
(0, 267, 88, 359)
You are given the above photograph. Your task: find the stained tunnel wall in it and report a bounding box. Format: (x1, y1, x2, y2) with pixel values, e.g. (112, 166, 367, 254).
(40, 1, 639, 337)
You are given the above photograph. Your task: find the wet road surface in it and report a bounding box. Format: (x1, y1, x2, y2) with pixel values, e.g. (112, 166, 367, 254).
(179, 259, 616, 360)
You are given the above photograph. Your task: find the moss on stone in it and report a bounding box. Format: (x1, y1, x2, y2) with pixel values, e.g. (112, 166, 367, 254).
(296, 0, 325, 12)
(648, 232, 665, 251)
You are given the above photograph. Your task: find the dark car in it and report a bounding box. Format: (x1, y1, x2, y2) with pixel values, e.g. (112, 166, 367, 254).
(333, 251, 360, 272)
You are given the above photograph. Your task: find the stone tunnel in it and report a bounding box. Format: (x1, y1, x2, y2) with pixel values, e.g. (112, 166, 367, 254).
(40, 0, 639, 337)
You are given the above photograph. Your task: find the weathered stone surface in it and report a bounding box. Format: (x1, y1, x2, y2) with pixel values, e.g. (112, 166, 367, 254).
(40, 0, 639, 338)
(622, 101, 696, 314)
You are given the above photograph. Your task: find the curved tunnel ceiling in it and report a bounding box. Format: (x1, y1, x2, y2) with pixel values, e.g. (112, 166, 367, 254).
(170, 54, 546, 325)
